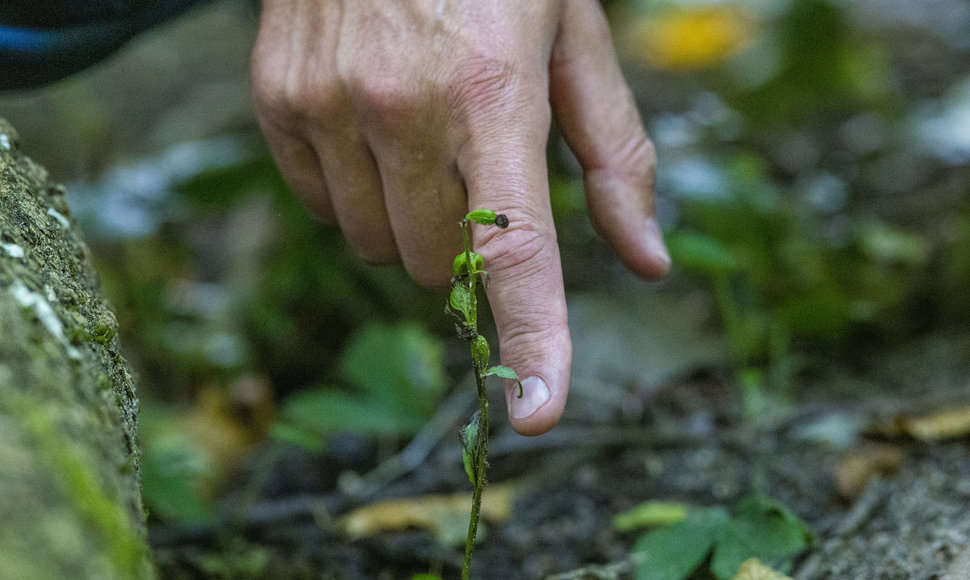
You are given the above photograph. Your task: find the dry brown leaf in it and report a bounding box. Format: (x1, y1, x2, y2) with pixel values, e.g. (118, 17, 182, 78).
(181, 378, 274, 476)
(835, 443, 904, 499)
(895, 405, 970, 441)
(731, 558, 793, 580)
(339, 483, 516, 546)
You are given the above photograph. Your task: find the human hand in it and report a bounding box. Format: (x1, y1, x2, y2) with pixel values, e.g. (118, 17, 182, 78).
(251, 0, 671, 436)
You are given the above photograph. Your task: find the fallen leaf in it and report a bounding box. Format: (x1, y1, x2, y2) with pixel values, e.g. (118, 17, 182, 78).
(339, 483, 515, 546)
(731, 558, 793, 580)
(183, 377, 275, 479)
(613, 500, 689, 532)
(835, 444, 904, 499)
(142, 376, 274, 502)
(896, 406, 970, 441)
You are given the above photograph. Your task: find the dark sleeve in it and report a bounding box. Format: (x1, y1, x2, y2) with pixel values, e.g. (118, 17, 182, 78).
(0, 0, 215, 90)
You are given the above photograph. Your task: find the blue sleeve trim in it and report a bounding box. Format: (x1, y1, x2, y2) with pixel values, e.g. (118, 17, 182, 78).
(0, 0, 214, 90)
(0, 23, 131, 56)
(0, 26, 54, 54)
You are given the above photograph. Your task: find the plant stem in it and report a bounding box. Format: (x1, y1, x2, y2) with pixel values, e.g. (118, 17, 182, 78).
(461, 362, 489, 580)
(460, 217, 488, 580)
(461, 220, 477, 326)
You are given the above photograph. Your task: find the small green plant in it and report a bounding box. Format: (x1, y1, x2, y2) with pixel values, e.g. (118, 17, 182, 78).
(447, 209, 522, 580)
(619, 494, 812, 580)
(272, 322, 448, 448)
(666, 176, 929, 417)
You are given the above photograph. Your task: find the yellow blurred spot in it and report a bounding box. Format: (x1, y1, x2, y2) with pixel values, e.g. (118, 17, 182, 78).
(623, 5, 754, 71)
(731, 558, 794, 580)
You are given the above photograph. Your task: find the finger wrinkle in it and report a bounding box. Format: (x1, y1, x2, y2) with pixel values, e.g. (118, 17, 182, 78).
(474, 220, 550, 268)
(450, 54, 517, 108)
(497, 317, 569, 360)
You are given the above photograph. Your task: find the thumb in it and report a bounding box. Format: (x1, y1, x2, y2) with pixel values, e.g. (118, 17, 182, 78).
(459, 105, 571, 437)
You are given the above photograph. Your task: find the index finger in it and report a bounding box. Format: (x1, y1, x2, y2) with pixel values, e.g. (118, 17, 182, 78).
(456, 78, 572, 437)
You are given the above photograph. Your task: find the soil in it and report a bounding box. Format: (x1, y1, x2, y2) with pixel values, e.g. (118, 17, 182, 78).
(149, 326, 970, 580)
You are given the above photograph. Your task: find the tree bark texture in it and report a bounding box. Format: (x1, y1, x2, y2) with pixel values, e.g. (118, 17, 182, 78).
(0, 118, 153, 579)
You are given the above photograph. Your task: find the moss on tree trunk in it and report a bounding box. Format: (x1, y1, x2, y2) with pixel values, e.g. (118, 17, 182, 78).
(0, 118, 153, 579)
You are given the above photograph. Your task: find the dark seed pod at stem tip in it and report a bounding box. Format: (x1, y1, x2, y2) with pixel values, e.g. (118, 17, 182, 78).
(494, 214, 509, 229)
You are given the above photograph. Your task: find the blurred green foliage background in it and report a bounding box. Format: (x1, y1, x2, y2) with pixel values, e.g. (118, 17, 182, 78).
(2, 0, 969, 526)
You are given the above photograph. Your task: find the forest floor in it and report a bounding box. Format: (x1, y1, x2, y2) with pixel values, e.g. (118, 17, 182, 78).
(148, 294, 970, 580)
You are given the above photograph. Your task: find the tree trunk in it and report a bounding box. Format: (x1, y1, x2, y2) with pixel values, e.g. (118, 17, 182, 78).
(0, 118, 153, 579)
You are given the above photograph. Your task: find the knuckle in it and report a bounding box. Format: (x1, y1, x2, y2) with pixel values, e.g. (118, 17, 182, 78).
(345, 63, 435, 138)
(637, 132, 658, 167)
(252, 66, 344, 130)
(450, 54, 529, 118)
(352, 69, 414, 113)
(632, 133, 658, 184)
(251, 63, 287, 117)
(475, 219, 551, 275)
(448, 53, 550, 148)
(609, 130, 657, 189)
(455, 56, 515, 104)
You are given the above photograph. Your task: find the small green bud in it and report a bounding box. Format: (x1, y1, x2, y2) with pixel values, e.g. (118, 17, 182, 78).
(453, 251, 484, 277)
(465, 209, 498, 226)
(472, 335, 490, 369)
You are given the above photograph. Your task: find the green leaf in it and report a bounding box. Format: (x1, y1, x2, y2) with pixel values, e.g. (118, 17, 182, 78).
(710, 496, 812, 580)
(271, 422, 328, 451)
(634, 507, 731, 580)
(138, 411, 216, 523)
(485, 365, 518, 379)
(485, 365, 522, 397)
(449, 285, 472, 319)
(339, 322, 446, 418)
(858, 220, 930, 265)
(458, 410, 483, 485)
(271, 323, 449, 447)
(667, 231, 737, 277)
(140, 445, 216, 523)
(274, 389, 425, 443)
(465, 209, 498, 225)
(777, 287, 853, 343)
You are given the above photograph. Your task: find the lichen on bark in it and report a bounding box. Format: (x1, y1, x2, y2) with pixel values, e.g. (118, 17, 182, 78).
(0, 117, 153, 579)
